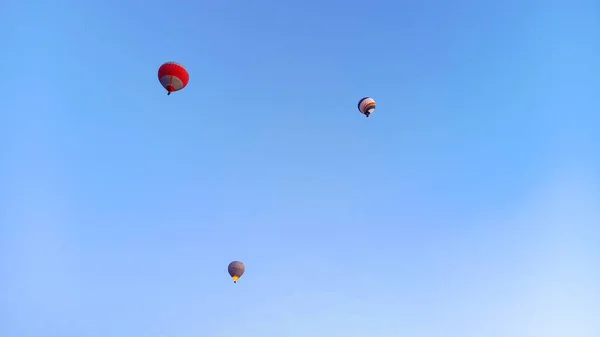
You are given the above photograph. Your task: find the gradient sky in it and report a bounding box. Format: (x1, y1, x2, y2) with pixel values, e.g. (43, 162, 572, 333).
(2, 0, 599, 336)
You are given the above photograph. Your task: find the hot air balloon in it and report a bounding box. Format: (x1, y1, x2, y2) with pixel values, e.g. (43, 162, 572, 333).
(158, 62, 189, 95)
(358, 97, 376, 117)
(228, 261, 245, 283)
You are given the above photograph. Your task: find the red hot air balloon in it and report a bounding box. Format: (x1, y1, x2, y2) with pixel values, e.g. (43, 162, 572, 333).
(158, 62, 189, 95)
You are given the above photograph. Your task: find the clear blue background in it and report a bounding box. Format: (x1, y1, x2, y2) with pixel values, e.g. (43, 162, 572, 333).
(1, 0, 599, 336)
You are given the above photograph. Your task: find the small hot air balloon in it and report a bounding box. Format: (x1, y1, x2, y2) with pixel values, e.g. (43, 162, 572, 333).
(358, 97, 376, 118)
(158, 62, 189, 95)
(228, 261, 245, 283)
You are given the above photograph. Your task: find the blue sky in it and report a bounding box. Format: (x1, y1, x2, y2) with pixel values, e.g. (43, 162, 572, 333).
(1, 0, 599, 336)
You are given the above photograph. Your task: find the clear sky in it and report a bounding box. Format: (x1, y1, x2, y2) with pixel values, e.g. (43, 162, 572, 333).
(1, 0, 599, 336)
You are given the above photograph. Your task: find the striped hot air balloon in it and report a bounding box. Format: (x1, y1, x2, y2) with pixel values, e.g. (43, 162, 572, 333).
(158, 62, 189, 95)
(358, 97, 376, 117)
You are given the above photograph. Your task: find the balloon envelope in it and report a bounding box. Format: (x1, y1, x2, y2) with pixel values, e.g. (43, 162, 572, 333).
(228, 261, 245, 283)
